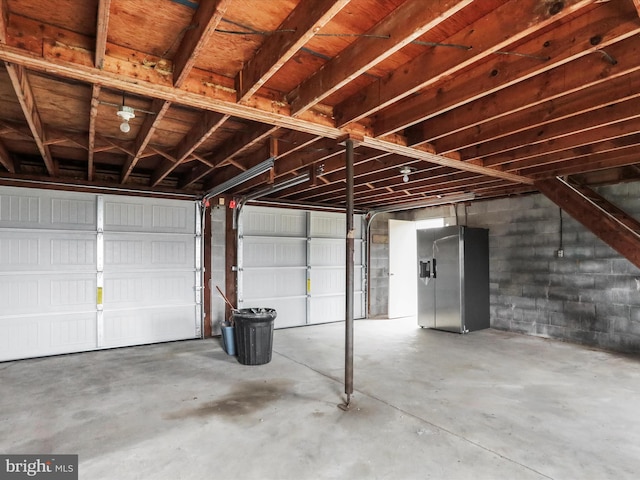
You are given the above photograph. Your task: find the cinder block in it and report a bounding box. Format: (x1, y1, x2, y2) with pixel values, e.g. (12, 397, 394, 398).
(522, 284, 548, 298)
(547, 287, 580, 302)
(536, 323, 566, 338)
(536, 298, 564, 312)
(563, 300, 596, 318)
(523, 309, 549, 324)
(510, 320, 537, 335)
(579, 259, 612, 274)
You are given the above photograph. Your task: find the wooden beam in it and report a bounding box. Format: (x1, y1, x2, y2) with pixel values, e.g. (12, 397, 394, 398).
(335, 0, 598, 127)
(469, 95, 640, 162)
(151, 111, 229, 186)
(0, 33, 531, 186)
(180, 124, 279, 188)
(173, 0, 231, 87)
(121, 98, 171, 183)
(634, 0, 640, 17)
(236, 0, 351, 102)
(486, 121, 640, 171)
(87, 84, 100, 181)
(361, 137, 533, 185)
(375, 1, 640, 136)
(287, 0, 472, 116)
(0, 138, 14, 173)
(4, 63, 55, 176)
(0, 0, 8, 43)
(95, 0, 111, 69)
(536, 177, 640, 269)
(414, 34, 640, 147)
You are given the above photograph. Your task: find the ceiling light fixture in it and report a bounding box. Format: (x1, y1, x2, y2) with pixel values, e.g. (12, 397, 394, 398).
(117, 105, 135, 133)
(399, 165, 416, 183)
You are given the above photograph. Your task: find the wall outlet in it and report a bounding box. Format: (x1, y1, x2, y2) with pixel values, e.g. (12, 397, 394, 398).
(556, 249, 564, 258)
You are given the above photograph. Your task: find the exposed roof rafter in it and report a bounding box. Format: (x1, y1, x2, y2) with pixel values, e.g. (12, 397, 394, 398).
(4, 63, 56, 176)
(173, 0, 232, 87)
(236, 0, 352, 102)
(287, 0, 473, 116)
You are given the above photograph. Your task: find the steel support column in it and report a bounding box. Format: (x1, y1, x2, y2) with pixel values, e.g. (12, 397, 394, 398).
(342, 138, 355, 409)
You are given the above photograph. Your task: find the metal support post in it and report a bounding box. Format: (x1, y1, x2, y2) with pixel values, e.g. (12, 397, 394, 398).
(340, 138, 355, 410)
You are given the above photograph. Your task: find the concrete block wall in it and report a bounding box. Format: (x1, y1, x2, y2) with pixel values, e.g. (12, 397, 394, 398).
(406, 182, 640, 353)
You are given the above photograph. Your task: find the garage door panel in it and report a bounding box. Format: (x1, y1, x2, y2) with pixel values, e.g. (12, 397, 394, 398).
(104, 234, 194, 271)
(0, 188, 96, 231)
(104, 198, 194, 234)
(310, 293, 364, 324)
(243, 237, 306, 267)
(239, 206, 365, 329)
(309, 239, 362, 267)
(0, 232, 96, 272)
(104, 271, 194, 308)
(242, 207, 306, 237)
(0, 312, 97, 361)
(241, 297, 307, 329)
(103, 307, 196, 348)
(310, 267, 363, 294)
(0, 273, 96, 315)
(242, 268, 306, 298)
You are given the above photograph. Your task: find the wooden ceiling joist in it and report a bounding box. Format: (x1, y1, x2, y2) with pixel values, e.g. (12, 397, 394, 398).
(179, 123, 279, 189)
(121, 99, 172, 183)
(87, 84, 100, 181)
(414, 34, 640, 147)
(172, 0, 232, 87)
(287, 0, 472, 116)
(95, 0, 111, 69)
(536, 177, 640, 270)
(335, 0, 597, 127)
(375, 1, 640, 137)
(4, 64, 56, 176)
(0, 138, 14, 173)
(151, 111, 230, 187)
(236, 0, 352, 102)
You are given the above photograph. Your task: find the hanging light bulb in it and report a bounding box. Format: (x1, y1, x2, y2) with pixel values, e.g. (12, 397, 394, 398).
(117, 105, 135, 134)
(399, 166, 414, 183)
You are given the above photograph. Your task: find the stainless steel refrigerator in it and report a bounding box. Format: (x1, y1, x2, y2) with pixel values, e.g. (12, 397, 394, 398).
(417, 226, 489, 333)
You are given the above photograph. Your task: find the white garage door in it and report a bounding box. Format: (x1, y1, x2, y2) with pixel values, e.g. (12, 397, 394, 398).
(238, 206, 365, 328)
(0, 186, 201, 361)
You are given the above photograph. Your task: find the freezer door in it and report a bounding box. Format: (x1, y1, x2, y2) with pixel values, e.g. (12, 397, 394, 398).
(416, 229, 435, 328)
(433, 232, 463, 333)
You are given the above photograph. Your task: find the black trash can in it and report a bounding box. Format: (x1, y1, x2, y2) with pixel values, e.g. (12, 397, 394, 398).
(232, 308, 277, 365)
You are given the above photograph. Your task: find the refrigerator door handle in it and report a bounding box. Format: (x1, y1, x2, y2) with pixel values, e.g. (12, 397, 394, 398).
(419, 260, 430, 279)
(432, 257, 437, 278)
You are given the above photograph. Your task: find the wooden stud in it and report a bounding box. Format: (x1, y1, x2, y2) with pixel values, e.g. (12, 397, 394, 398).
(173, 0, 232, 87)
(287, 0, 472, 116)
(95, 0, 111, 69)
(634, 0, 640, 17)
(4, 63, 56, 176)
(236, 0, 351, 102)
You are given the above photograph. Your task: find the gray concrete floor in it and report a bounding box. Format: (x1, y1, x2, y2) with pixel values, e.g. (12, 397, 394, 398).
(1, 318, 639, 479)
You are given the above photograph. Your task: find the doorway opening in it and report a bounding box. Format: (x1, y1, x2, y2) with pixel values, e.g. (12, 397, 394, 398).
(387, 217, 445, 319)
